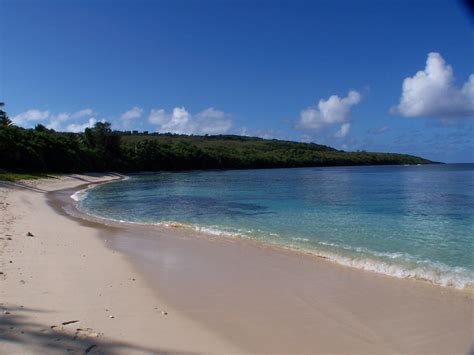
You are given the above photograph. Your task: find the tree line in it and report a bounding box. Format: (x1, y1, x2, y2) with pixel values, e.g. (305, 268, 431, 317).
(0, 106, 433, 174)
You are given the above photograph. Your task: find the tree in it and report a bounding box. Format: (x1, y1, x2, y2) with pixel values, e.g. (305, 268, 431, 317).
(0, 102, 12, 127)
(84, 122, 122, 169)
(35, 124, 48, 132)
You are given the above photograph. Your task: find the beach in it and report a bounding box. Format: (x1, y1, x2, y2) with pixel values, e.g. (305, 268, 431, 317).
(0, 175, 239, 354)
(1, 174, 473, 354)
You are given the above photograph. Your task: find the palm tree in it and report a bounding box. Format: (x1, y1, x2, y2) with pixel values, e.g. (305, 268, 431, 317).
(0, 102, 12, 127)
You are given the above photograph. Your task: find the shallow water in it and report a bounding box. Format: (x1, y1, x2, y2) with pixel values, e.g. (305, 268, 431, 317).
(76, 164, 474, 289)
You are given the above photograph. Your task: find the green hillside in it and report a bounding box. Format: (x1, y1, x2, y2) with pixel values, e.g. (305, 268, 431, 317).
(0, 121, 435, 174)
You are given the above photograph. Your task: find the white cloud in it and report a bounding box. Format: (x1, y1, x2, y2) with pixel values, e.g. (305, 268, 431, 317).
(46, 108, 94, 131)
(237, 126, 288, 140)
(70, 108, 93, 119)
(195, 108, 232, 134)
(12, 109, 50, 125)
(148, 108, 168, 125)
(394, 52, 474, 119)
(46, 118, 65, 131)
(11, 108, 96, 131)
(334, 122, 351, 138)
(65, 118, 98, 133)
(120, 106, 143, 121)
(161, 107, 191, 133)
(148, 106, 232, 134)
(12, 105, 233, 135)
(297, 90, 361, 138)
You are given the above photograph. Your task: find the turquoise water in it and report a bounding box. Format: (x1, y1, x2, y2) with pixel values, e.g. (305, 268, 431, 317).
(76, 164, 474, 289)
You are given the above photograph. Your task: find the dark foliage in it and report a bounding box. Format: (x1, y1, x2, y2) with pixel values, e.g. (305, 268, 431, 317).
(0, 102, 13, 127)
(0, 122, 434, 174)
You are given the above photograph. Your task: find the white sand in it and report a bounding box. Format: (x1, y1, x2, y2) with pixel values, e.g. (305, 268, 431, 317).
(0, 174, 240, 354)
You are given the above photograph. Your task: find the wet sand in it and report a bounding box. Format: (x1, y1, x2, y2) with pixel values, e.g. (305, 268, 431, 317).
(49, 180, 474, 354)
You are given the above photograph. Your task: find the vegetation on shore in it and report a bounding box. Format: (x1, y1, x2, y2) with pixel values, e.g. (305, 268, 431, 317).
(0, 105, 434, 175)
(0, 172, 54, 182)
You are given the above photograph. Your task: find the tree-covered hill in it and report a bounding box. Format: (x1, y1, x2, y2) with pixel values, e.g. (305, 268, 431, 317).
(0, 121, 435, 174)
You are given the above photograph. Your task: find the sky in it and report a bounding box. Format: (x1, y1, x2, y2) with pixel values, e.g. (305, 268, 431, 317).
(1, 0, 473, 162)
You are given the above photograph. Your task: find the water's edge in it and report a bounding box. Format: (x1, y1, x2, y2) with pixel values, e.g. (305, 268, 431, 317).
(71, 177, 473, 292)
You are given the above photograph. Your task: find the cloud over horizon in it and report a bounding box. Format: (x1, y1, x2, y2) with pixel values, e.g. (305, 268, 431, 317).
(148, 106, 232, 134)
(394, 52, 474, 120)
(120, 106, 143, 121)
(10, 106, 233, 135)
(297, 90, 362, 138)
(11, 108, 96, 132)
(65, 118, 98, 133)
(334, 122, 351, 138)
(12, 109, 50, 126)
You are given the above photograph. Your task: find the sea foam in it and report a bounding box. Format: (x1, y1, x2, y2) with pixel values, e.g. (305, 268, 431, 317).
(151, 222, 474, 290)
(70, 188, 89, 202)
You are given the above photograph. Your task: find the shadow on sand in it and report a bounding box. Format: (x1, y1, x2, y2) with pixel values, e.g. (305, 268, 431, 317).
(0, 172, 124, 194)
(0, 305, 197, 354)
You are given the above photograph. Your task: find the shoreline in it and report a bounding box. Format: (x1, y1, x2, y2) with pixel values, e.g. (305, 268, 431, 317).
(1, 174, 473, 353)
(0, 174, 240, 354)
(54, 176, 474, 353)
(70, 178, 473, 292)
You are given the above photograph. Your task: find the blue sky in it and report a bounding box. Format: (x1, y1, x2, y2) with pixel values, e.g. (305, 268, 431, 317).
(1, 0, 473, 162)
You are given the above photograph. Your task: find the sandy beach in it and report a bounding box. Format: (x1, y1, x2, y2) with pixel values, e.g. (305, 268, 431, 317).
(1, 174, 473, 354)
(0, 175, 239, 354)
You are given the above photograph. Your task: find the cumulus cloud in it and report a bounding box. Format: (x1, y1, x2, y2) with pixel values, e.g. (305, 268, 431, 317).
(394, 52, 474, 119)
(70, 108, 93, 119)
(11, 108, 96, 132)
(148, 106, 232, 134)
(12, 105, 233, 134)
(12, 109, 50, 125)
(46, 109, 94, 131)
(334, 122, 351, 138)
(237, 126, 289, 140)
(195, 108, 233, 134)
(65, 118, 98, 133)
(120, 106, 143, 121)
(297, 90, 362, 137)
(47, 109, 95, 131)
(148, 108, 168, 125)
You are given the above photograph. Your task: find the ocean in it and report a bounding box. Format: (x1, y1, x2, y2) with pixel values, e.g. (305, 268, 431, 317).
(74, 164, 474, 289)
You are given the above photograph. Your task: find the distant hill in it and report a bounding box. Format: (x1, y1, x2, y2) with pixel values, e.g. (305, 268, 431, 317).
(120, 132, 434, 170)
(0, 122, 435, 174)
